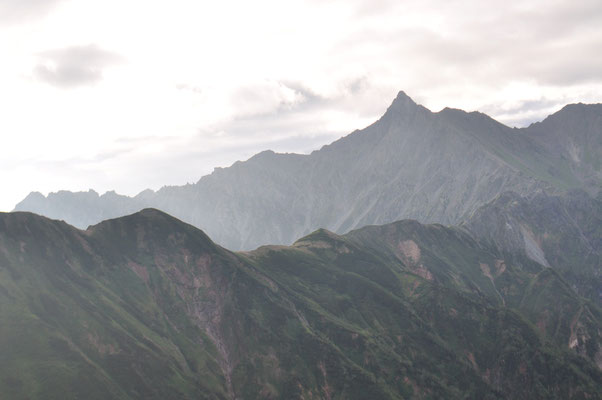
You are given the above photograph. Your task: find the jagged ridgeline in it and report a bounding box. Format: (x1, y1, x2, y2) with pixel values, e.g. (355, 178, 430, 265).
(0, 209, 600, 399)
(15, 92, 602, 251)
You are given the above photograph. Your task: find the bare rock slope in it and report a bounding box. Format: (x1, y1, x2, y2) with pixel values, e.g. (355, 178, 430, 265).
(16, 92, 602, 250)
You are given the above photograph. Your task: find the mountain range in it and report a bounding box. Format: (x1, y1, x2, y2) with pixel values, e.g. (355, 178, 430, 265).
(0, 208, 600, 399)
(4, 91, 601, 398)
(15, 92, 602, 251)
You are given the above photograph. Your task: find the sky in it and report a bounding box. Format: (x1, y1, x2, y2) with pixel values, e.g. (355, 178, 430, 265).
(1, 0, 601, 211)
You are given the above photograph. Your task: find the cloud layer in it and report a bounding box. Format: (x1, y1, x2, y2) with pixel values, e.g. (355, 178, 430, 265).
(0, 0, 601, 211)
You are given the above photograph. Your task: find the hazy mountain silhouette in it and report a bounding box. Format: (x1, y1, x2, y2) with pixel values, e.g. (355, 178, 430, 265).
(15, 91, 602, 250)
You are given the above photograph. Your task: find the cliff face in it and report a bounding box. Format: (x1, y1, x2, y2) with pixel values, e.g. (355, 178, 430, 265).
(15, 92, 601, 250)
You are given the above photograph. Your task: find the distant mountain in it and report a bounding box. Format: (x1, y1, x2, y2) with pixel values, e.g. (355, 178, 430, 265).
(0, 209, 600, 399)
(523, 104, 602, 189)
(15, 92, 602, 250)
(462, 189, 602, 303)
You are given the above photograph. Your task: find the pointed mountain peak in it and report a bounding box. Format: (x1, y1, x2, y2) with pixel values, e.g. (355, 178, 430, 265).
(22, 191, 45, 201)
(13, 191, 55, 213)
(389, 90, 418, 109)
(14, 191, 46, 209)
(380, 91, 431, 122)
(134, 188, 156, 200)
(394, 90, 415, 103)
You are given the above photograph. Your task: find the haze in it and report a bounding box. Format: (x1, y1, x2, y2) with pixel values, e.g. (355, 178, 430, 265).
(1, 0, 601, 211)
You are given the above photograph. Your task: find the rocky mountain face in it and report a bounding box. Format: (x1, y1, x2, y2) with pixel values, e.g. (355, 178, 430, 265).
(0, 209, 600, 399)
(523, 104, 602, 192)
(15, 92, 601, 250)
(461, 190, 602, 303)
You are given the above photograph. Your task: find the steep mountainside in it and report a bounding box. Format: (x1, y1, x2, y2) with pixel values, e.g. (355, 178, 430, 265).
(15, 92, 601, 250)
(0, 210, 600, 399)
(462, 190, 602, 302)
(524, 104, 602, 192)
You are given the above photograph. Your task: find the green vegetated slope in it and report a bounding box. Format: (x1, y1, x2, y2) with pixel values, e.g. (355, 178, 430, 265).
(0, 209, 600, 399)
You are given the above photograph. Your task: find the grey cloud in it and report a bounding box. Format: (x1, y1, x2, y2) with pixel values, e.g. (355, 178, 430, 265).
(497, 114, 552, 129)
(201, 78, 386, 156)
(176, 83, 203, 94)
(274, 78, 372, 117)
(33, 44, 123, 88)
(218, 110, 340, 141)
(480, 97, 568, 128)
(514, 0, 602, 40)
(353, 0, 397, 17)
(0, 0, 65, 24)
(347, 76, 369, 95)
(169, 1, 602, 154)
(187, 82, 356, 154)
(330, 1, 602, 90)
(401, 28, 602, 88)
(278, 82, 329, 111)
(520, 41, 602, 86)
(223, 81, 339, 123)
(482, 98, 562, 116)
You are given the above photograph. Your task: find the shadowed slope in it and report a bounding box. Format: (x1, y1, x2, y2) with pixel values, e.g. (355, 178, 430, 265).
(1, 209, 600, 399)
(462, 190, 602, 302)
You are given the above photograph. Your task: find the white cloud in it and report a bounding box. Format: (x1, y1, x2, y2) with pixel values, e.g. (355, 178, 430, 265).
(0, 0, 601, 211)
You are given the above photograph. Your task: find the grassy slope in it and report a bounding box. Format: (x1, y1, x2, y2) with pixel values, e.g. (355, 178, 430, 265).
(0, 210, 600, 399)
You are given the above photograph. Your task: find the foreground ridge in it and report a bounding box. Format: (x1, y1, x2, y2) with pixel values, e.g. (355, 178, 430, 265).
(0, 208, 600, 399)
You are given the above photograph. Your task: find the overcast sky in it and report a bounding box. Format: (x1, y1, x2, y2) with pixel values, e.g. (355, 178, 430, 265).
(1, 0, 601, 211)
